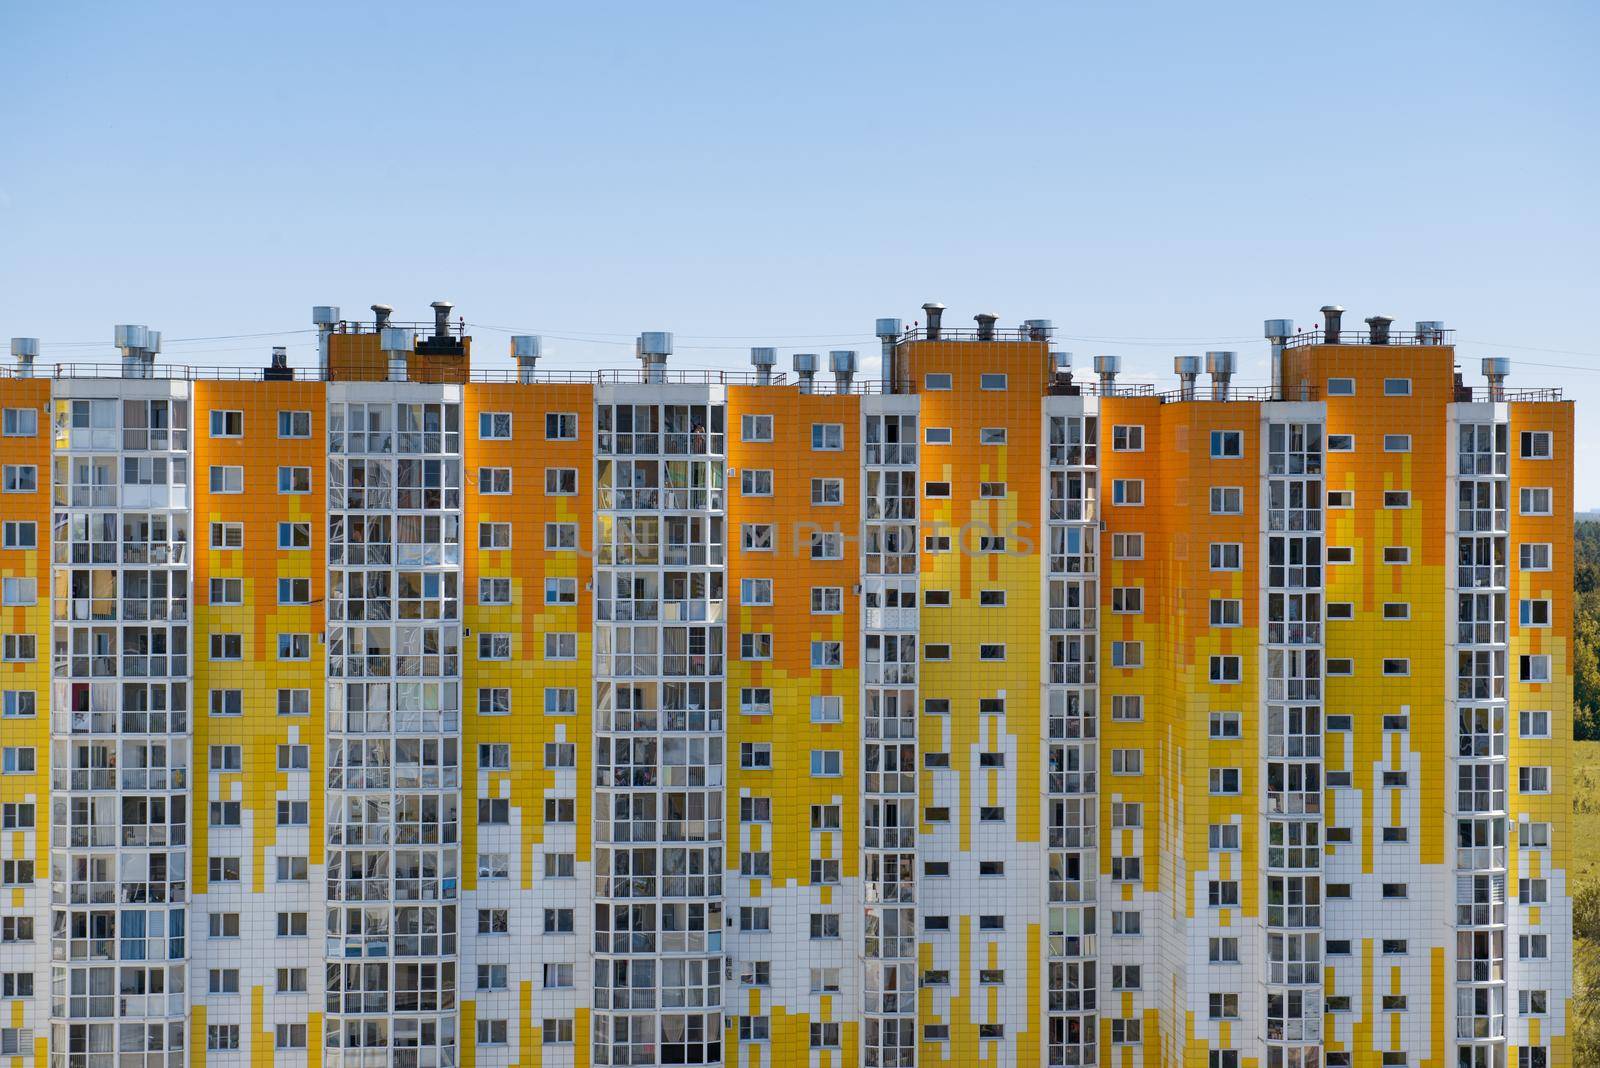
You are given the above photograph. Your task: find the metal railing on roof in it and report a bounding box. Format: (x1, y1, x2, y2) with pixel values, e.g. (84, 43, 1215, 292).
(24, 363, 791, 386)
(1457, 386, 1565, 403)
(897, 327, 1047, 343)
(1281, 328, 1455, 348)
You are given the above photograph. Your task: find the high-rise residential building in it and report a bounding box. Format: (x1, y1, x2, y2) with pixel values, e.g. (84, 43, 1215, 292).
(0, 301, 1573, 1068)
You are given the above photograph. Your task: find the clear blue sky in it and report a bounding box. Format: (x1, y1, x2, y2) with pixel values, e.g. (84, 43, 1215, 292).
(3, 1, 1596, 501)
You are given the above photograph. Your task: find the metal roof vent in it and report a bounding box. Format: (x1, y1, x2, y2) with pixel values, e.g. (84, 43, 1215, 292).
(1051, 350, 1072, 371)
(371, 304, 394, 330)
(1482, 357, 1511, 402)
(1415, 320, 1445, 345)
(1264, 319, 1294, 399)
(430, 301, 455, 340)
(750, 347, 776, 385)
(10, 338, 38, 378)
(380, 326, 414, 382)
(1174, 355, 1202, 400)
(313, 306, 340, 374)
(636, 332, 672, 384)
(114, 325, 160, 378)
(921, 302, 945, 341)
(264, 345, 293, 381)
(1093, 354, 1120, 395)
(1320, 305, 1344, 343)
(1365, 315, 1393, 345)
(1024, 319, 1054, 342)
(830, 350, 858, 391)
(511, 336, 542, 383)
(874, 318, 902, 391)
(1205, 351, 1236, 400)
(313, 305, 340, 327)
(974, 313, 998, 341)
(793, 353, 819, 393)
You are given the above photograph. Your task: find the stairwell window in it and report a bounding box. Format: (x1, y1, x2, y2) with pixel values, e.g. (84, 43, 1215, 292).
(1520, 430, 1552, 459)
(1209, 655, 1241, 683)
(1210, 430, 1243, 458)
(811, 423, 844, 450)
(1519, 655, 1551, 683)
(479, 412, 513, 439)
(980, 373, 1008, 390)
(1112, 425, 1143, 451)
(1112, 479, 1144, 506)
(741, 414, 773, 442)
(1111, 641, 1143, 668)
(1520, 487, 1552, 515)
(1210, 487, 1244, 514)
(1383, 378, 1411, 396)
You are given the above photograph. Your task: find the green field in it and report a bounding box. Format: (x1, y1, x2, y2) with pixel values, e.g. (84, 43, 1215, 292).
(1573, 741, 1599, 1056)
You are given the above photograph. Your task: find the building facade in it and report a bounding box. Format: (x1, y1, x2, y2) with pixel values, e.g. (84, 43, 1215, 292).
(0, 303, 1574, 1068)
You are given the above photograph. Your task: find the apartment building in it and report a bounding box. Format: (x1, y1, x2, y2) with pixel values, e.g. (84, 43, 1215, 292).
(0, 301, 1573, 1068)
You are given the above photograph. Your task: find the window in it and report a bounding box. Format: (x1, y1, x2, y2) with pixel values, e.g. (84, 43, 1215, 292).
(742, 524, 773, 551)
(276, 855, 308, 882)
(1209, 599, 1242, 627)
(479, 633, 512, 660)
(1520, 430, 1552, 459)
(1381, 883, 1408, 899)
(1520, 543, 1552, 570)
(277, 410, 311, 438)
(544, 577, 578, 605)
(1208, 880, 1240, 907)
(810, 696, 843, 723)
(741, 633, 772, 660)
(1112, 425, 1143, 451)
(741, 743, 772, 770)
(1210, 430, 1243, 458)
(1209, 993, 1240, 1020)
(479, 411, 512, 439)
(1, 466, 35, 493)
(277, 800, 309, 826)
(1382, 658, 1410, 676)
(1519, 766, 1551, 793)
(1210, 486, 1243, 514)
(209, 410, 243, 437)
(1111, 749, 1142, 775)
(1, 579, 35, 606)
(1210, 542, 1242, 570)
(478, 466, 512, 494)
(277, 689, 310, 716)
(543, 411, 578, 440)
(209, 968, 241, 994)
(277, 466, 311, 493)
(209, 465, 243, 493)
(1520, 487, 1553, 515)
(1383, 545, 1410, 565)
(1520, 655, 1552, 683)
(1327, 377, 1355, 396)
(922, 372, 953, 390)
(276, 911, 308, 936)
(1111, 695, 1143, 721)
(1112, 479, 1144, 505)
(211, 522, 243, 549)
(210, 745, 243, 772)
(1327, 546, 1354, 564)
(1520, 709, 1551, 739)
(2, 409, 38, 436)
(1383, 433, 1411, 452)
(1210, 655, 1241, 683)
(811, 423, 843, 450)
(1520, 598, 1552, 627)
(810, 531, 844, 559)
(1112, 532, 1144, 559)
(541, 521, 578, 550)
(544, 633, 576, 659)
(0, 522, 35, 550)
(811, 477, 843, 505)
(478, 577, 511, 606)
(543, 908, 575, 933)
(1209, 824, 1240, 850)
(1110, 965, 1141, 991)
(1519, 878, 1549, 905)
(979, 589, 1006, 607)
(1209, 768, 1241, 794)
(1112, 587, 1143, 614)
(1328, 602, 1354, 620)
(1384, 489, 1410, 508)
(0, 692, 34, 719)
(1382, 602, 1410, 620)
(738, 1017, 771, 1042)
(277, 633, 310, 660)
(924, 426, 952, 445)
(1519, 934, 1549, 960)
(741, 414, 773, 442)
(980, 426, 1007, 445)
(1209, 711, 1241, 738)
(811, 586, 843, 613)
(278, 578, 311, 605)
(811, 641, 842, 668)
(979, 373, 1008, 390)
(923, 481, 950, 498)
(740, 468, 773, 495)
(210, 689, 242, 715)
(207, 1026, 241, 1051)
(979, 480, 1006, 499)
(1111, 641, 1143, 668)
(978, 643, 1006, 661)
(209, 634, 243, 661)
(1328, 432, 1354, 450)
(810, 750, 843, 777)
(1384, 378, 1411, 396)
(277, 521, 311, 549)
(545, 468, 577, 495)
(1520, 989, 1549, 1015)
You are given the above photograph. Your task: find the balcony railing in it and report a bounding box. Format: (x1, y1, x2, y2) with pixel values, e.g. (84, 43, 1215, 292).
(1283, 328, 1456, 347)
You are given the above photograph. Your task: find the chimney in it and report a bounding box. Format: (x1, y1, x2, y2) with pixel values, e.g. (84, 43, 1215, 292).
(10, 338, 38, 378)
(371, 304, 393, 330)
(511, 336, 541, 384)
(313, 305, 340, 376)
(1264, 318, 1294, 400)
(921, 302, 945, 341)
(749, 347, 776, 385)
(1093, 354, 1120, 396)
(874, 318, 902, 391)
(1205, 350, 1236, 401)
(1320, 305, 1344, 344)
(1365, 315, 1393, 345)
(1174, 355, 1201, 400)
(1482, 357, 1510, 402)
(974, 313, 998, 341)
(430, 301, 455, 340)
(635, 332, 672, 384)
(830, 350, 858, 391)
(114, 325, 160, 379)
(1024, 319, 1054, 342)
(793, 353, 818, 393)
(1415, 320, 1445, 345)
(380, 326, 414, 382)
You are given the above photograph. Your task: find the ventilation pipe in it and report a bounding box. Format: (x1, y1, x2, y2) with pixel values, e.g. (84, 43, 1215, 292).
(1365, 315, 1393, 345)
(749, 347, 776, 385)
(921, 302, 945, 340)
(10, 338, 37, 378)
(830, 350, 858, 391)
(874, 318, 902, 391)
(381, 326, 413, 382)
(974, 313, 998, 341)
(114, 325, 160, 379)
(793, 353, 819, 393)
(313, 305, 340, 376)
(1482, 357, 1510, 402)
(430, 301, 455, 340)
(511, 336, 542, 384)
(1206, 351, 1236, 401)
(1416, 320, 1445, 345)
(636, 332, 672, 384)
(1024, 319, 1054, 342)
(1263, 319, 1293, 400)
(1051, 351, 1072, 374)
(1320, 305, 1344, 344)
(1094, 354, 1120, 396)
(1174, 355, 1201, 400)
(264, 345, 293, 381)
(372, 304, 393, 330)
